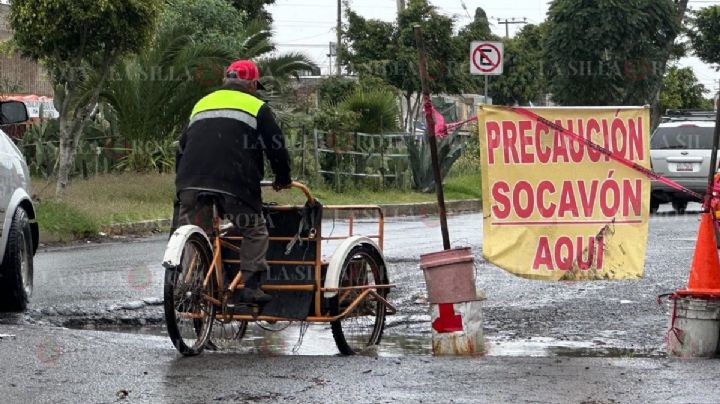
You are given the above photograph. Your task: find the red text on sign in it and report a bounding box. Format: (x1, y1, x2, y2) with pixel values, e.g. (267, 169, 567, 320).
(532, 235, 605, 271)
(485, 117, 644, 165)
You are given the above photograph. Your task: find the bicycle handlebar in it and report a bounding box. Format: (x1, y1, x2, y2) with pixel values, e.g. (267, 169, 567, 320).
(260, 181, 316, 205)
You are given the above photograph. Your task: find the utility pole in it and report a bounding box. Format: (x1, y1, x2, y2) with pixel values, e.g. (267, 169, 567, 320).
(327, 42, 335, 76)
(336, 0, 342, 76)
(397, 0, 405, 12)
(495, 17, 528, 38)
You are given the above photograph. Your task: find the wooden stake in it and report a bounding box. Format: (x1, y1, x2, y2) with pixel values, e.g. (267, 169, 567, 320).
(413, 25, 451, 251)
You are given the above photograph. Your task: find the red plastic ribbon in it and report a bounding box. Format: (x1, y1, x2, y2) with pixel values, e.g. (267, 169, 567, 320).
(507, 107, 704, 201)
(431, 106, 706, 203)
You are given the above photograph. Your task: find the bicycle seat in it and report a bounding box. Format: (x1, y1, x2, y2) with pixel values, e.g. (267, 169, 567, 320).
(195, 191, 224, 207)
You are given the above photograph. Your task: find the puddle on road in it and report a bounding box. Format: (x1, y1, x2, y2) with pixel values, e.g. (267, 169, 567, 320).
(65, 323, 661, 358)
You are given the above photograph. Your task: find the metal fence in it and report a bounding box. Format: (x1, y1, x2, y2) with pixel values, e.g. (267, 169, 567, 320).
(14, 121, 418, 188)
(311, 130, 411, 188)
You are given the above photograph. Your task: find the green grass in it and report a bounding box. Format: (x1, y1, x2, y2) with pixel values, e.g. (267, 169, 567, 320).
(444, 172, 482, 200)
(33, 174, 176, 241)
(264, 173, 482, 205)
(35, 200, 99, 241)
(32, 172, 481, 241)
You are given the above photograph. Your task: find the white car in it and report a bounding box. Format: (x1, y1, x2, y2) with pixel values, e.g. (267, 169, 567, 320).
(650, 110, 717, 213)
(0, 100, 38, 312)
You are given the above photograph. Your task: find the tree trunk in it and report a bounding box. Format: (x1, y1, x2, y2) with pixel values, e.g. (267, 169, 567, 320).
(54, 53, 116, 197)
(55, 80, 77, 197)
(55, 127, 75, 196)
(403, 93, 413, 132)
(409, 93, 422, 135)
(55, 108, 85, 196)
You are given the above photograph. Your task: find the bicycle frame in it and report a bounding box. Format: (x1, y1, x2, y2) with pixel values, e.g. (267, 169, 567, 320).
(191, 181, 397, 323)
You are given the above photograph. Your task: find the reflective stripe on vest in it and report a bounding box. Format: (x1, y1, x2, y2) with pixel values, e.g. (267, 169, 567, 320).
(189, 89, 264, 127)
(189, 109, 257, 129)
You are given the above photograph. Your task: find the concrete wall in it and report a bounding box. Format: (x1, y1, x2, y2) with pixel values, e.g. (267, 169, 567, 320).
(0, 3, 53, 96)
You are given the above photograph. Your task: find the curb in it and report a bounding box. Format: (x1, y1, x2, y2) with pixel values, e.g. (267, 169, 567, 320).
(379, 199, 481, 217)
(99, 219, 172, 236)
(98, 199, 482, 236)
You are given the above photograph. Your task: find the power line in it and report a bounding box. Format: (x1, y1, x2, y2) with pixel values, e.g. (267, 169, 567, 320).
(494, 17, 528, 38)
(459, 0, 471, 18)
(280, 29, 333, 44)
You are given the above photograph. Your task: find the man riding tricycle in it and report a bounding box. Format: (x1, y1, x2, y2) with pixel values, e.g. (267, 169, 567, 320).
(163, 60, 396, 356)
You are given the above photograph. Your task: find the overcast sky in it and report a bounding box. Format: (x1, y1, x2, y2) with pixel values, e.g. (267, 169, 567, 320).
(269, 0, 720, 94)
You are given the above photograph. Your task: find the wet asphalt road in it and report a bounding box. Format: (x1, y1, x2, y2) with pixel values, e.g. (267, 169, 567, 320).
(2, 323, 720, 404)
(25, 205, 702, 354)
(2, 204, 720, 402)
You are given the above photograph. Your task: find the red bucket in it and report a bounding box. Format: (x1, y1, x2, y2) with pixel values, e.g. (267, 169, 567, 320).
(420, 247, 476, 304)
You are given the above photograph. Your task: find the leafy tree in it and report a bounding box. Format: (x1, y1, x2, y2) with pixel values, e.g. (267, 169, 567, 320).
(99, 26, 234, 144)
(10, 0, 162, 195)
(339, 88, 400, 133)
(343, 0, 460, 131)
(489, 24, 546, 105)
(160, 0, 249, 49)
(160, 0, 314, 93)
(317, 76, 358, 105)
(659, 66, 714, 111)
(688, 5, 720, 68)
(456, 7, 494, 43)
(97, 1, 315, 174)
(449, 7, 497, 96)
(543, 0, 684, 106)
(229, 0, 276, 24)
(358, 75, 398, 94)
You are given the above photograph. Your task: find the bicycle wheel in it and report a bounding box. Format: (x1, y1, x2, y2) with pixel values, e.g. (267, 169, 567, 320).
(330, 244, 388, 355)
(164, 234, 216, 356)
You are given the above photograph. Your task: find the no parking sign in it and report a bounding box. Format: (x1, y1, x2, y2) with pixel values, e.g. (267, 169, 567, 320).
(470, 41, 504, 75)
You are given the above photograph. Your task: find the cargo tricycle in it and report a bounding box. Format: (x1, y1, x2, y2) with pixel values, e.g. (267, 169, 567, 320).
(162, 181, 396, 356)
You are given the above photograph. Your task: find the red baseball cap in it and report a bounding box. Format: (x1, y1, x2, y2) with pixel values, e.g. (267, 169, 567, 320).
(226, 60, 266, 90)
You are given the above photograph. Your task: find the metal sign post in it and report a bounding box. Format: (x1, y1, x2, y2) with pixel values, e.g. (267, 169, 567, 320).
(484, 76, 489, 104)
(414, 25, 451, 251)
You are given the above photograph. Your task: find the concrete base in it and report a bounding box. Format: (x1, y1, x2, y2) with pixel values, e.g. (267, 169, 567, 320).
(667, 297, 720, 358)
(431, 296, 485, 356)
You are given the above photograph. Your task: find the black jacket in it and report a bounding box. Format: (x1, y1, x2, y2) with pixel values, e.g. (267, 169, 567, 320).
(175, 84, 292, 212)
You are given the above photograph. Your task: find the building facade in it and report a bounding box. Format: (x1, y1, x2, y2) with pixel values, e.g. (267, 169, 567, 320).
(0, 3, 54, 96)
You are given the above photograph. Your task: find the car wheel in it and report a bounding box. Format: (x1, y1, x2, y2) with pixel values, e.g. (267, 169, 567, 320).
(0, 208, 34, 312)
(650, 196, 660, 214)
(672, 200, 688, 214)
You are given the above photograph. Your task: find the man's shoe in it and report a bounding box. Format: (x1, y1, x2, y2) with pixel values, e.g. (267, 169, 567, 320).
(237, 288, 272, 304)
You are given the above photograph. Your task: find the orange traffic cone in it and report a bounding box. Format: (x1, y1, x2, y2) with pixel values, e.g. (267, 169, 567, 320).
(677, 212, 720, 297)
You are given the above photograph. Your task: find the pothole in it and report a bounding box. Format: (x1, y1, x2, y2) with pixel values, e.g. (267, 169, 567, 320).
(62, 323, 664, 358)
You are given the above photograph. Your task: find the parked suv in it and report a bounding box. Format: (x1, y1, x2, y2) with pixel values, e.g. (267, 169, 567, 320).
(0, 100, 38, 312)
(650, 110, 717, 213)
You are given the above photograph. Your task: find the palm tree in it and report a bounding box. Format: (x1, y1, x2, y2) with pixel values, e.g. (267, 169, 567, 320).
(98, 21, 316, 143)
